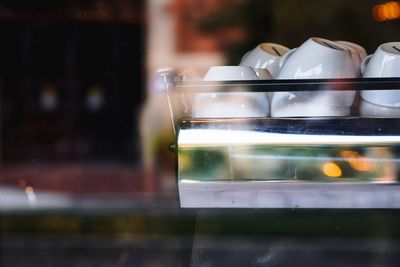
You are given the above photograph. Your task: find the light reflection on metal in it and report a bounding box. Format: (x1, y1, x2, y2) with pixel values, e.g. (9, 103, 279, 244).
(322, 162, 342, 178)
(340, 150, 375, 172)
(230, 153, 396, 163)
(172, 79, 400, 208)
(178, 119, 400, 184)
(179, 129, 400, 147)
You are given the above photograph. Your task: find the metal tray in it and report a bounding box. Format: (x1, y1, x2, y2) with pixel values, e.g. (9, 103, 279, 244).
(154, 72, 400, 208)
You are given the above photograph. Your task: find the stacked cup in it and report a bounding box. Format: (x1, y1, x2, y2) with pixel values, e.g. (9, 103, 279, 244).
(239, 42, 290, 102)
(192, 42, 294, 118)
(272, 37, 359, 117)
(336, 40, 367, 76)
(192, 66, 270, 118)
(360, 42, 400, 117)
(191, 38, 400, 119)
(239, 42, 290, 78)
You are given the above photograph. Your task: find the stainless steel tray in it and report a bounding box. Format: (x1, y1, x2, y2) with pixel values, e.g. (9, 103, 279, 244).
(154, 72, 400, 208)
(177, 118, 400, 208)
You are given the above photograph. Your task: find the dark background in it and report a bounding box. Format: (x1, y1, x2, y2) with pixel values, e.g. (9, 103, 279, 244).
(2, 1, 400, 266)
(0, 0, 145, 163)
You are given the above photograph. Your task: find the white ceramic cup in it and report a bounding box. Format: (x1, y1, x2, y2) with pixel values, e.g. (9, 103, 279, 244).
(336, 41, 367, 60)
(203, 65, 258, 81)
(192, 66, 269, 118)
(272, 37, 357, 117)
(272, 91, 351, 117)
(360, 42, 400, 117)
(336, 40, 367, 76)
(360, 98, 400, 117)
(253, 68, 274, 103)
(253, 68, 273, 80)
(239, 43, 290, 78)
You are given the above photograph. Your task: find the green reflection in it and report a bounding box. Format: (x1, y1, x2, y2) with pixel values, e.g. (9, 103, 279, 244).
(179, 145, 397, 182)
(179, 147, 230, 180)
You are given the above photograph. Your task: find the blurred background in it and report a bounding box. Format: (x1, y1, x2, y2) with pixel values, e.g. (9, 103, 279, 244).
(2, 0, 400, 266)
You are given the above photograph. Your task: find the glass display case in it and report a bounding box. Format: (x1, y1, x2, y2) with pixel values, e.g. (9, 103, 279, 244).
(158, 75, 400, 208)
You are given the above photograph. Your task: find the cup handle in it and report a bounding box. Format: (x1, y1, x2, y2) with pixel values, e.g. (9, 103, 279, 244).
(279, 48, 297, 70)
(360, 54, 373, 75)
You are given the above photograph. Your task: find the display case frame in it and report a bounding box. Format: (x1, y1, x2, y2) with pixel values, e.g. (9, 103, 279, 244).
(157, 74, 400, 209)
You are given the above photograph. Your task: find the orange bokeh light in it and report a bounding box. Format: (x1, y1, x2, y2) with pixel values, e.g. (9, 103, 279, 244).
(373, 4, 384, 21)
(18, 179, 27, 188)
(25, 186, 34, 193)
(372, 1, 400, 21)
(322, 162, 342, 178)
(388, 2, 400, 18)
(340, 150, 375, 172)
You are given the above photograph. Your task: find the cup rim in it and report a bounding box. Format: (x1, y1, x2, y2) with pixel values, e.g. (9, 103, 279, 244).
(360, 97, 400, 109)
(360, 91, 400, 108)
(258, 42, 290, 57)
(203, 65, 258, 81)
(272, 92, 351, 117)
(287, 91, 354, 108)
(192, 92, 269, 118)
(360, 98, 400, 117)
(336, 40, 367, 56)
(309, 37, 348, 52)
(379, 42, 400, 55)
(207, 65, 256, 70)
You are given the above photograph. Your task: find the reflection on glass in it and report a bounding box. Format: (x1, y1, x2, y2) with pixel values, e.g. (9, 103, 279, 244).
(322, 162, 343, 178)
(86, 85, 105, 112)
(39, 84, 58, 112)
(179, 144, 398, 183)
(179, 147, 230, 180)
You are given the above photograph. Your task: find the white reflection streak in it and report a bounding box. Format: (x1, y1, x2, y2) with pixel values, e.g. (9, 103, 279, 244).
(25, 186, 37, 206)
(179, 129, 400, 146)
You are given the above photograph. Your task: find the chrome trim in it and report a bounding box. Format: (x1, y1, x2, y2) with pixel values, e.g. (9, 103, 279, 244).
(179, 129, 400, 147)
(179, 180, 400, 209)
